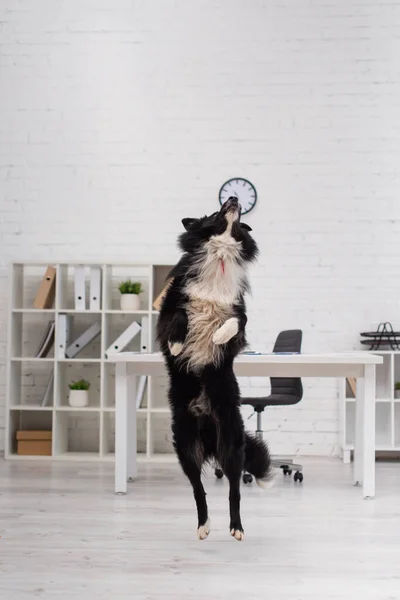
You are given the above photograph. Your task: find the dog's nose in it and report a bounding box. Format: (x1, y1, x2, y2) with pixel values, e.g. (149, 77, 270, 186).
(223, 196, 242, 212)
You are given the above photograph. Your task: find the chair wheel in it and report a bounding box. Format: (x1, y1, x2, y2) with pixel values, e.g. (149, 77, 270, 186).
(283, 469, 292, 476)
(293, 471, 303, 483)
(215, 468, 224, 479)
(243, 473, 253, 484)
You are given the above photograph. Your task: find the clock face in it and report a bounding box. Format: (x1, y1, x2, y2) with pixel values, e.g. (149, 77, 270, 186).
(219, 178, 257, 215)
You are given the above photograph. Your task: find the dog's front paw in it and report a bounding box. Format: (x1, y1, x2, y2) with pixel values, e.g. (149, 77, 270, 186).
(212, 318, 239, 345)
(197, 518, 210, 540)
(168, 341, 183, 356)
(230, 528, 244, 541)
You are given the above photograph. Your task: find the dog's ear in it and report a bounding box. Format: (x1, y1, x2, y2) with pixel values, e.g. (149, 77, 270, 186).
(241, 222, 252, 232)
(182, 218, 200, 231)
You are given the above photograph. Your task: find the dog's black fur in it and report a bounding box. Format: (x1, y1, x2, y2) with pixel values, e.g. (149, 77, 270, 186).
(156, 197, 272, 541)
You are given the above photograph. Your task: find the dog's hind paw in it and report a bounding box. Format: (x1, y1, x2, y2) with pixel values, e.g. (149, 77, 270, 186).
(256, 468, 278, 489)
(230, 528, 244, 541)
(168, 341, 183, 356)
(212, 317, 239, 345)
(197, 518, 210, 540)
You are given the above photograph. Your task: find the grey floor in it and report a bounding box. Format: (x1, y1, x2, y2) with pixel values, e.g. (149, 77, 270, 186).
(1, 457, 400, 599)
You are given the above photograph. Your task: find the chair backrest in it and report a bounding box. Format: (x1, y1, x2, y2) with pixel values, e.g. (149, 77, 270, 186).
(270, 329, 303, 403)
(272, 329, 302, 354)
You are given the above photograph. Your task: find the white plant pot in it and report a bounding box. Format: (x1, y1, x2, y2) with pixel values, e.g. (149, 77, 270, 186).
(69, 389, 89, 408)
(120, 294, 140, 311)
(395, 390, 400, 400)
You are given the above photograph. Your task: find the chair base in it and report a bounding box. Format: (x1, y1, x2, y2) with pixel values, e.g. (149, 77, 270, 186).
(271, 457, 303, 472)
(271, 457, 304, 482)
(214, 433, 304, 483)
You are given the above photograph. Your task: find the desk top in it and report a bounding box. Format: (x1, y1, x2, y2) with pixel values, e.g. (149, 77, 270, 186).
(108, 351, 383, 366)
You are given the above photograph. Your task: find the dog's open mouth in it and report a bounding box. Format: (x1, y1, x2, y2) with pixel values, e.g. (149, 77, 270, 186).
(221, 196, 242, 218)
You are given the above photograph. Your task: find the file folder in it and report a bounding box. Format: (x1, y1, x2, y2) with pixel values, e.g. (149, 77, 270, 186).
(41, 370, 54, 407)
(74, 265, 86, 310)
(136, 375, 147, 409)
(140, 316, 149, 352)
(65, 321, 101, 358)
(33, 265, 56, 309)
(57, 314, 72, 359)
(152, 278, 173, 311)
(89, 266, 102, 310)
(106, 320, 141, 355)
(35, 320, 55, 358)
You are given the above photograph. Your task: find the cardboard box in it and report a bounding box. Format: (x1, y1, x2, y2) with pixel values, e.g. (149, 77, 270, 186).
(16, 430, 52, 456)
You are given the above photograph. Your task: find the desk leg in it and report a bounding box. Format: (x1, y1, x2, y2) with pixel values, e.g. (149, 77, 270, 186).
(115, 363, 137, 494)
(354, 375, 364, 486)
(362, 364, 376, 499)
(127, 373, 137, 483)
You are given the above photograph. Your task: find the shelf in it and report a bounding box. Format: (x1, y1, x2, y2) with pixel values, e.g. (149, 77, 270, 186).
(14, 260, 154, 267)
(11, 357, 55, 362)
(7, 454, 53, 461)
(55, 406, 100, 412)
(8, 405, 163, 413)
(58, 358, 101, 363)
(345, 397, 394, 403)
(341, 354, 400, 456)
(104, 408, 150, 414)
(104, 357, 145, 362)
(105, 310, 149, 315)
(342, 444, 400, 452)
(6, 261, 174, 462)
(12, 309, 55, 314)
(369, 350, 400, 355)
(56, 309, 102, 314)
(99, 408, 168, 414)
(10, 405, 53, 411)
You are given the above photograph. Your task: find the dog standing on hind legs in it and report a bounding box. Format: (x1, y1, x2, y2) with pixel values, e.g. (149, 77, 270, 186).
(156, 196, 273, 541)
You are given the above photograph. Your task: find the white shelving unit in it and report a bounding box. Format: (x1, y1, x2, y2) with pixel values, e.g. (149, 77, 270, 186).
(340, 350, 400, 463)
(5, 261, 175, 462)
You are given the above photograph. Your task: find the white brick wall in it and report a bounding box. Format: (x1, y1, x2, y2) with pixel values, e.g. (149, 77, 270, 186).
(1, 0, 400, 456)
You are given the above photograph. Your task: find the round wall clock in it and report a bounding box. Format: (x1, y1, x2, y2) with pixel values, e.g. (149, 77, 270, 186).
(219, 178, 257, 215)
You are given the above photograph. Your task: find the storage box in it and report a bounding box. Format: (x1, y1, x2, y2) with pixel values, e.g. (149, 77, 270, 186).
(16, 430, 52, 456)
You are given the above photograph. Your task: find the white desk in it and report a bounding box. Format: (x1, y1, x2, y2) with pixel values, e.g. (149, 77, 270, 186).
(108, 352, 383, 499)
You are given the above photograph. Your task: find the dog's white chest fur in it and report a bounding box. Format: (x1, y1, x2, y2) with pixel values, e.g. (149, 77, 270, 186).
(185, 230, 245, 306)
(180, 228, 247, 370)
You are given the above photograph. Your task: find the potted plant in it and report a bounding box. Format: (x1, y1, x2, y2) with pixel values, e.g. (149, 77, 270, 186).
(68, 379, 90, 408)
(118, 280, 142, 311)
(395, 382, 400, 400)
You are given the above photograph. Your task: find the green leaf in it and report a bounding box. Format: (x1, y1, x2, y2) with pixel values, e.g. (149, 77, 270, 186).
(68, 379, 91, 391)
(118, 279, 142, 295)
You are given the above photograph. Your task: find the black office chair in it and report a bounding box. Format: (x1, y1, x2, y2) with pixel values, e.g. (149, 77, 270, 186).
(214, 329, 304, 484)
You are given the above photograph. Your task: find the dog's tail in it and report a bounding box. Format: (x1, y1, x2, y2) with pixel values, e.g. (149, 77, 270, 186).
(244, 432, 275, 489)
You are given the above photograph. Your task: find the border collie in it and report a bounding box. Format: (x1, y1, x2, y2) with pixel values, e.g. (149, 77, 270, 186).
(156, 196, 273, 541)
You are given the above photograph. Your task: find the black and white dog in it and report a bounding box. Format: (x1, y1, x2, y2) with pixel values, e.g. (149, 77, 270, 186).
(156, 197, 273, 541)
